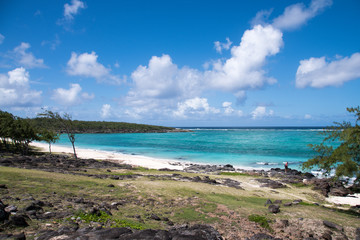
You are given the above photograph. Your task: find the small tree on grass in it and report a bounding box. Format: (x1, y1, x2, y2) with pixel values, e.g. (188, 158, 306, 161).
(302, 106, 360, 184)
(38, 110, 78, 159)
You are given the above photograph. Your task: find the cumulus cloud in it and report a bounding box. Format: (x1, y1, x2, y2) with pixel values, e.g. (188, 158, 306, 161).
(121, 54, 204, 118)
(222, 101, 243, 116)
(52, 83, 94, 105)
(13, 42, 46, 68)
(295, 53, 360, 88)
(272, 0, 332, 30)
(206, 25, 282, 92)
(100, 104, 111, 118)
(0, 34, 4, 44)
(173, 97, 219, 118)
(251, 106, 274, 119)
(214, 37, 232, 54)
(64, 0, 85, 20)
(0, 67, 42, 107)
(67, 52, 123, 84)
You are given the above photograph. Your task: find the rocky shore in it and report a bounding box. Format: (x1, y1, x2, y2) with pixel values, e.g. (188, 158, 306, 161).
(1, 152, 359, 240)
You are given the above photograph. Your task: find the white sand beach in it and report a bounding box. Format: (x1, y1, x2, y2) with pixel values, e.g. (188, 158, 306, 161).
(31, 142, 185, 171)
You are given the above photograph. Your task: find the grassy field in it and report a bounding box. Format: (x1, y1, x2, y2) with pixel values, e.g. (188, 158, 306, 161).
(0, 163, 359, 239)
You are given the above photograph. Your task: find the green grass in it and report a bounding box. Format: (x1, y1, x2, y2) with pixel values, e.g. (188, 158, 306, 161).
(72, 210, 145, 230)
(248, 214, 272, 232)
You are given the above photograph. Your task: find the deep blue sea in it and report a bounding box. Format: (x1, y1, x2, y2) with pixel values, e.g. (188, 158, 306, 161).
(55, 127, 339, 170)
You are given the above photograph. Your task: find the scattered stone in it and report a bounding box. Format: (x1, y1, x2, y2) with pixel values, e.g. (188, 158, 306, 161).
(247, 233, 281, 240)
(322, 230, 333, 240)
(9, 215, 29, 227)
(255, 178, 286, 189)
(35, 224, 223, 240)
(268, 204, 280, 213)
(148, 213, 161, 221)
(0, 184, 7, 189)
(265, 199, 273, 205)
(355, 228, 360, 240)
(107, 184, 115, 188)
(4, 205, 17, 213)
(283, 202, 292, 207)
(323, 220, 344, 231)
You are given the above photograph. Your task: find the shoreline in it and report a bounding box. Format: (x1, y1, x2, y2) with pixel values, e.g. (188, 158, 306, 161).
(31, 142, 187, 170)
(30, 142, 360, 206)
(31, 141, 265, 171)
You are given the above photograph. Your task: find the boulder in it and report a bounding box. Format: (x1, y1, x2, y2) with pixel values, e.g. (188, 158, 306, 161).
(356, 227, 360, 240)
(268, 204, 280, 213)
(9, 215, 29, 227)
(247, 233, 281, 240)
(323, 220, 343, 231)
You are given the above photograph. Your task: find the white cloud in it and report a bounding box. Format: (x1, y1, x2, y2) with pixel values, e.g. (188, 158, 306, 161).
(0, 34, 4, 44)
(64, 0, 85, 20)
(121, 54, 204, 119)
(0, 67, 42, 107)
(272, 0, 332, 31)
(13, 42, 46, 68)
(296, 53, 360, 88)
(251, 106, 274, 119)
(52, 83, 94, 105)
(100, 104, 111, 118)
(251, 9, 273, 27)
(222, 101, 243, 116)
(131, 54, 203, 99)
(214, 37, 232, 54)
(173, 97, 220, 118)
(67, 51, 123, 84)
(304, 114, 312, 119)
(206, 25, 282, 92)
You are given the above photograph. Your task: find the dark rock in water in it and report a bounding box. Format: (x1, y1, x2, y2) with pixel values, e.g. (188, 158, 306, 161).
(268, 204, 280, 213)
(224, 164, 233, 168)
(9, 215, 29, 227)
(323, 220, 343, 231)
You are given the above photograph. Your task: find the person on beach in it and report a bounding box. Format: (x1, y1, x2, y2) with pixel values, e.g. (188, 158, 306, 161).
(284, 161, 288, 173)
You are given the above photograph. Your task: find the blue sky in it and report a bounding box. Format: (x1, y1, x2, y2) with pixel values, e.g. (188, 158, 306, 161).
(0, 0, 359, 127)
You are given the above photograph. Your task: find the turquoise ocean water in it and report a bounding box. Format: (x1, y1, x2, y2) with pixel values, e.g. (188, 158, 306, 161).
(55, 127, 339, 170)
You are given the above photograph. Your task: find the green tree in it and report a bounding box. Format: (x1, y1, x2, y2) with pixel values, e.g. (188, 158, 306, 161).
(38, 128, 60, 154)
(12, 118, 39, 154)
(38, 110, 78, 159)
(302, 107, 360, 184)
(0, 110, 15, 149)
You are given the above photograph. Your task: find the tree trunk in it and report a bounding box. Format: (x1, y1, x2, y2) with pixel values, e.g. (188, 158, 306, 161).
(71, 141, 77, 160)
(49, 142, 52, 154)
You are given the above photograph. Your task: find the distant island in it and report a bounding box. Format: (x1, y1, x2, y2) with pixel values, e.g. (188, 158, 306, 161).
(28, 117, 186, 134)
